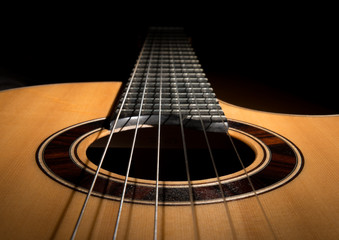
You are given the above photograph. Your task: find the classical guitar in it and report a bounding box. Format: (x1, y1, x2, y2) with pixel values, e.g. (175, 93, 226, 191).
(0, 27, 338, 240)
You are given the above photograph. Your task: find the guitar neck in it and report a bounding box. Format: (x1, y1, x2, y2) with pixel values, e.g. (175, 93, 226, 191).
(111, 27, 226, 130)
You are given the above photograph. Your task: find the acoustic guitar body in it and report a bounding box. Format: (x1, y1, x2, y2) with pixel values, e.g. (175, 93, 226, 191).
(0, 82, 338, 239)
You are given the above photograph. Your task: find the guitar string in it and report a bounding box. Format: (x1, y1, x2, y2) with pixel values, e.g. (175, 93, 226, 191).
(112, 37, 155, 240)
(70, 29, 275, 240)
(172, 29, 275, 239)
(217, 112, 277, 240)
(169, 42, 200, 240)
(70, 37, 148, 240)
(227, 134, 277, 239)
(175, 45, 237, 240)
(153, 35, 163, 240)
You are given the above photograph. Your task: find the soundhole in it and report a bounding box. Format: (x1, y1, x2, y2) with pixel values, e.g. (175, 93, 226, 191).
(86, 125, 255, 181)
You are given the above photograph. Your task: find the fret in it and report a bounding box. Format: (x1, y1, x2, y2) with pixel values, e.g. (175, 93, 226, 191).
(124, 87, 213, 95)
(141, 54, 198, 59)
(133, 73, 206, 78)
(128, 82, 211, 88)
(119, 98, 218, 106)
(134, 69, 204, 74)
(118, 109, 212, 116)
(118, 108, 224, 116)
(137, 63, 201, 68)
(138, 62, 200, 68)
(122, 88, 214, 94)
(130, 77, 208, 82)
(143, 47, 196, 52)
(139, 59, 200, 64)
(132, 71, 205, 77)
(143, 50, 195, 55)
(120, 92, 216, 99)
(117, 103, 222, 110)
(140, 56, 198, 61)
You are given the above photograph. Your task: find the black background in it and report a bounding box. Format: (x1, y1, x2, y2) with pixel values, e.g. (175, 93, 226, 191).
(1, 3, 337, 114)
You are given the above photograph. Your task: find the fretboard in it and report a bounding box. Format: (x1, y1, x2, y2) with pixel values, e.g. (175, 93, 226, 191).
(112, 27, 227, 131)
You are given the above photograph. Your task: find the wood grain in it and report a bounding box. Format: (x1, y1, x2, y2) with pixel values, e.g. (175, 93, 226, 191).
(0, 82, 338, 239)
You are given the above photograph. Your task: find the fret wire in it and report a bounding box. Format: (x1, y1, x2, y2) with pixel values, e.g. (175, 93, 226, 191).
(113, 38, 155, 240)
